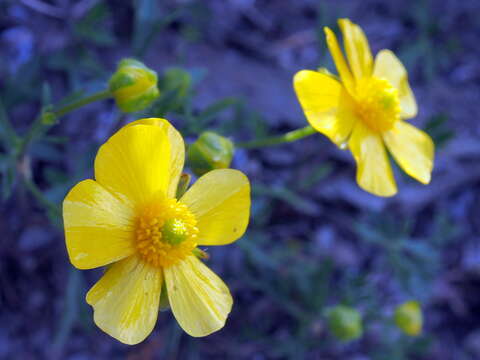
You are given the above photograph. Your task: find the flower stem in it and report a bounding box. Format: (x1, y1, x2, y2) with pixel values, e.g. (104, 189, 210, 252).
(16, 89, 111, 158)
(22, 178, 61, 219)
(53, 89, 111, 118)
(236, 125, 316, 149)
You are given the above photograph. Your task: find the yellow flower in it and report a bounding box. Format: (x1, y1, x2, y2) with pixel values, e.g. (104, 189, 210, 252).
(62, 118, 251, 344)
(294, 18, 434, 197)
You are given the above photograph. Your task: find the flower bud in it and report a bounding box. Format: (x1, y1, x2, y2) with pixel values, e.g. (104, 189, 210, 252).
(326, 305, 363, 341)
(394, 300, 423, 336)
(41, 108, 57, 125)
(109, 58, 159, 112)
(187, 132, 234, 176)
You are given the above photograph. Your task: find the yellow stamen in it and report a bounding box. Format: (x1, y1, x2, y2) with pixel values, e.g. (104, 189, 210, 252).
(353, 77, 401, 133)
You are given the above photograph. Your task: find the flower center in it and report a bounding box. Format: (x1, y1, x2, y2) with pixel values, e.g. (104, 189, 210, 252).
(135, 197, 198, 268)
(353, 77, 401, 132)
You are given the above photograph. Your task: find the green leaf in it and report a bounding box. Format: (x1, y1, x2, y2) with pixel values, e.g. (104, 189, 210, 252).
(298, 164, 333, 190)
(0, 99, 17, 149)
(52, 269, 87, 353)
(253, 184, 319, 215)
(133, 0, 183, 57)
(73, 3, 116, 46)
(195, 97, 239, 130)
(424, 113, 454, 148)
(0, 156, 16, 201)
(41, 82, 52, 106)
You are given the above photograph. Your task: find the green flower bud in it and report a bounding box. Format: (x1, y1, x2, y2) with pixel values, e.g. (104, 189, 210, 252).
(327, 305, 363, 341)
(109, 58, 159, 112)
(187, 132, 234, 176)
(394, 300, 423, 336)
(41, 109, 57, 125)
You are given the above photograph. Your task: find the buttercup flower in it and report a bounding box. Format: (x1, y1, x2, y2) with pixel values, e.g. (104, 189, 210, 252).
(63, 118, 250, 344)
(294, 18, 434, 196)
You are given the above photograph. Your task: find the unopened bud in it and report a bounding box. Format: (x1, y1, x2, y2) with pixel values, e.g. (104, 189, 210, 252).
(188, 132, 234, 176)
(41, 109, 57, 125)
(394, 300, 423, 336)
(109, 58, 159, 112)
(327, 305, 363, 341)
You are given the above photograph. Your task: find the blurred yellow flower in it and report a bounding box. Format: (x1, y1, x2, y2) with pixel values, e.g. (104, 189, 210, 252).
(294, 18, 434, 197)
(63, 118, 251, 345)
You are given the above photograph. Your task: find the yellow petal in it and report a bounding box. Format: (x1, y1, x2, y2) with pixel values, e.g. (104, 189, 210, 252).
(373, 50, 417, 119)
(383, 121, 434, 184)
(294, 70, 357, 146)
(95, 124, 171, 205)
(125, 118, 185, 198)
(338, 18, 373, 80)
(348, 121, 397, 197)
(164, 256, 232, 337)
(86, 256, 162, 345)
(324, 27, 354, 91)
(63, 179, 135, 269)
(180, 169, 250, 246)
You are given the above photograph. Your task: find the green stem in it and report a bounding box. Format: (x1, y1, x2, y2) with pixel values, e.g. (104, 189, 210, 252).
(236, 125, 316, 149)
(17, 89, 111, 158)
(53, 89, 111, 118)
(22, 178, 61, 218)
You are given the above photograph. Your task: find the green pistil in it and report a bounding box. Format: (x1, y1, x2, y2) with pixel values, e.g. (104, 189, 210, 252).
(161, 218, 188, 245)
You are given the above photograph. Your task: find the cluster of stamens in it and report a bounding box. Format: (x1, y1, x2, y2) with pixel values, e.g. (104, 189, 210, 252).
(353, 77, 401, 133)
(135, 197, 199, 268)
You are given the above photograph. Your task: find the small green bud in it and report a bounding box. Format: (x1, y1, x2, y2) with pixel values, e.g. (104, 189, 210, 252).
(187, 132, 234, 176)
(327, 305, 363, 341)
(41, 110, 57, 125)
(394, 300, 423, 336)
(109, 58, 159, 112)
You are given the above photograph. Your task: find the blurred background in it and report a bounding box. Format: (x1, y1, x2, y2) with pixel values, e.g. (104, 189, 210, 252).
(1, 0, 480, 359)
